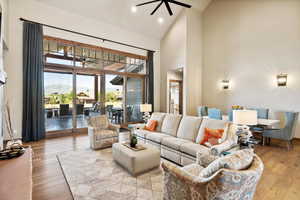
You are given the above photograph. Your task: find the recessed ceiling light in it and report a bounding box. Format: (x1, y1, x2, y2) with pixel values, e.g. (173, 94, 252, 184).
(131, 6, 137, 13)
(158, 17, 164, 24)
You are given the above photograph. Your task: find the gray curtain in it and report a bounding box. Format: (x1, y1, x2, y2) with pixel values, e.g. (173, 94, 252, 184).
(22, 22, 45, 142)
(147, 51, 154, 111)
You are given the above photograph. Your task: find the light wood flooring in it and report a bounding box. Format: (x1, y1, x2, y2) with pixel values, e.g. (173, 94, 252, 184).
(26, 135, 300, 200)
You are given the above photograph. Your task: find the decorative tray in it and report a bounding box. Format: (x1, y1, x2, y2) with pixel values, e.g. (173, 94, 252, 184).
(0, 146, 26, 160)
(122, 143, 146, 151)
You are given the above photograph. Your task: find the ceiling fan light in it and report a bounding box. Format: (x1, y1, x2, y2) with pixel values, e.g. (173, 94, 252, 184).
(158, 17, 164, 24)
(131, 6, 137, 13)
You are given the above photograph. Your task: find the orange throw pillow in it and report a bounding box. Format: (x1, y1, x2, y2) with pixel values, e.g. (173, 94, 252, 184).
(200, 128, 224, 145)
(144, 120, 158, 131)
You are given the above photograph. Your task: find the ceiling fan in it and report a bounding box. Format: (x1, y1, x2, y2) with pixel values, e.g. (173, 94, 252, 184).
(136, 0, 192, 16)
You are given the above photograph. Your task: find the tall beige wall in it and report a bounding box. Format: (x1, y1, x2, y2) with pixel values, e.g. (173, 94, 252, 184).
(160, 11, 187, 113)
(160, 8, 202, 115)
(0, 0, 8, 149)
(203, 0, 300, 137)
(185, 9, 202, 116)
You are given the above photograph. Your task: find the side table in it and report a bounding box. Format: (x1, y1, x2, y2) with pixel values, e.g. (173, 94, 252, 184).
(128, 123, 146, 131)
(119, 130, 131, 143)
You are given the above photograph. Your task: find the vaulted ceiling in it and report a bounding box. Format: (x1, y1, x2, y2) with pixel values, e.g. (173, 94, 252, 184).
(36, 0, 211, 39)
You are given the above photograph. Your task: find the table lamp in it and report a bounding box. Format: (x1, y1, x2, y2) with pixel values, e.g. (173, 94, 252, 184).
(233, 110, 258, 148)
(233, 110, 257, 126)
(140, 104, 152, 123)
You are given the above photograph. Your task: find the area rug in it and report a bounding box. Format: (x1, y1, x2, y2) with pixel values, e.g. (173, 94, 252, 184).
(57, 148, 169, 200)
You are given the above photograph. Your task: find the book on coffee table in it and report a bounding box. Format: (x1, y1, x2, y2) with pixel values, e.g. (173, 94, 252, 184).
(122, 143, 146, 151)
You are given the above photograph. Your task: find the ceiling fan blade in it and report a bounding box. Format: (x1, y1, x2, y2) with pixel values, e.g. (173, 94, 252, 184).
(136, 0, 161, 7)
(168, 0, 192, 8)
(164, 1, 173, 16)
(151, 1, 163, 15)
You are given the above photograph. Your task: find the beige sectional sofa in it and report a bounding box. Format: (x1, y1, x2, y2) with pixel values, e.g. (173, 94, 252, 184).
(134, 112, 237, 166)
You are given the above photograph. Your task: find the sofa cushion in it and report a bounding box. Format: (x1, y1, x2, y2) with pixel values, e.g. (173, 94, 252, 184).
(146, 132, 172, 144)
(149, 112, 166, 132)
(161, 137, 190, 151)
(177, 116, 202, 142)
(144, 120, 158, 131)
(161, 114, 182, 136)
(88, 115, 109, 128)
(196, 118, 229, 144)
(95, 129, 118, 139)
(200, 128, 224, 145)
(180, 142, 210, 157)
(134, 129, 153, 139)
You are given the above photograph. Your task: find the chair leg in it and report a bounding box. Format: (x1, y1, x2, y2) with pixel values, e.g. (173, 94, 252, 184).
(268, 138, 271, 145)
(287, 140, 292, 151)
(262, 137, 266, 146)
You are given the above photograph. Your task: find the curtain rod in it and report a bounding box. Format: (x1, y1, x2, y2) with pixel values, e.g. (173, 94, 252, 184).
(19, 18, 155, 53)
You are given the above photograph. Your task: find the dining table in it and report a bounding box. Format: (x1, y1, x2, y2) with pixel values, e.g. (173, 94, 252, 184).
(204, 115, 280, 127)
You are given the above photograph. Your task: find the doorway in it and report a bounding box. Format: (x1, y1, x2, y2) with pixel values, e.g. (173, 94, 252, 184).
(168, 80, 183, 115)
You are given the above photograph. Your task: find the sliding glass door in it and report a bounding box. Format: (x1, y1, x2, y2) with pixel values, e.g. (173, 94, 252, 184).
(126, 77, 144, 123)
(76, 74, 97, 128)
(43, 36, 148, 134)
(44, 72, 74, 132)
(105, 74, 124, 124)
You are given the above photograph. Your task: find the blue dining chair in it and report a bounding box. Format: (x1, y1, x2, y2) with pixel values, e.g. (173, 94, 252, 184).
(228, 108, 233, 121)
(197, 106, 208, 117)
(248, 108, 269, 119)
(262, 111, 299, 150)
(208, 108, 222, 120)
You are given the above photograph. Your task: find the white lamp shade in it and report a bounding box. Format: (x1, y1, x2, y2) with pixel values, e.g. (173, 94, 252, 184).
(233, 110, 258, 125)
(140, 104, 152, 112)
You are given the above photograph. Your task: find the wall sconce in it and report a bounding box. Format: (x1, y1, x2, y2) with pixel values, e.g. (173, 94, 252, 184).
(0, 70, 7, 86)
(277, 74, 287, 87)
(222, 80, 230, 90)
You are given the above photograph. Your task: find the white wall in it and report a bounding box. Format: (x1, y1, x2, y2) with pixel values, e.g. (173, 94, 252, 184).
(160, 8, 203, 115)
(6, 0, 161, 139)
(185, 9, 203, 116)
(0, 0, 8, 149)
(160, 11, 187, 113)
(203, 0, 300, 137)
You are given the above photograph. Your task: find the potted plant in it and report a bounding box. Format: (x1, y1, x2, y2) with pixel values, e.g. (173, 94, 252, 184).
(130, 135, 138, 148)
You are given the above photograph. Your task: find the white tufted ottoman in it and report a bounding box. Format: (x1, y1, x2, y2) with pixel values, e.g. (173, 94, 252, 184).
(112, 143, 160, 176)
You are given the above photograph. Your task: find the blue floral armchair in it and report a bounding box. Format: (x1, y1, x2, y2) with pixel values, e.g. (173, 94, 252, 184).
(162, 154, 264, 200)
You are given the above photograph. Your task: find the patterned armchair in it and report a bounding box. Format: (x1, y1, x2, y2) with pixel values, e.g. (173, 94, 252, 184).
(87, 115, 120, 149)
(162, 154, 264, 200)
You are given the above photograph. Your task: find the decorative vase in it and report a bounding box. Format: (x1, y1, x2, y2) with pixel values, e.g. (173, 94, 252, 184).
(130, 135, 137, 148)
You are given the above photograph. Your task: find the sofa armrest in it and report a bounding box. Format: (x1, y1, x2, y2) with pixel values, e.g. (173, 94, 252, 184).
(210, 139, 238, 156)
(108, 124, 121, 133)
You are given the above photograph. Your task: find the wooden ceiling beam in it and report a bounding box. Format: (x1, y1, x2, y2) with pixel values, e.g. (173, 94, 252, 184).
(44, 35, 147, 60)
